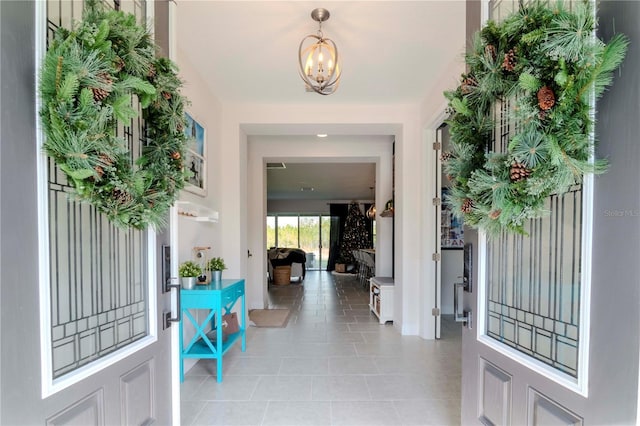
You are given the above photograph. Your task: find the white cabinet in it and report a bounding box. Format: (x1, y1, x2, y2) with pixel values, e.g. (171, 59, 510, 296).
(369, 276, 394, 324)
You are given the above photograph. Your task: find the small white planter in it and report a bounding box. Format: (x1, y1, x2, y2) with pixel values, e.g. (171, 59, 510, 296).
(181, 277, 196, 289)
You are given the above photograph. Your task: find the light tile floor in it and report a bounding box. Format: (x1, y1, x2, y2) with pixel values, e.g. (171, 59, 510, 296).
(181, 271, 461, 426)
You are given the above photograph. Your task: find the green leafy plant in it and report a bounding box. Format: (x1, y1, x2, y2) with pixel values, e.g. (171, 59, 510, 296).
(39, 0, 190, 230)
(207, 257, 226, 271)
(179, 261, 202, 278)
(443, 0, 627, 236)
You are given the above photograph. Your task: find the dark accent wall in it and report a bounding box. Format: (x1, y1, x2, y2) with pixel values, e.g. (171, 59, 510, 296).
(590, 1, 640, 422)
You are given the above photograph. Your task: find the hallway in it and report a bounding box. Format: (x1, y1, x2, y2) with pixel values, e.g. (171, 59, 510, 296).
(181, 272, 461, 425)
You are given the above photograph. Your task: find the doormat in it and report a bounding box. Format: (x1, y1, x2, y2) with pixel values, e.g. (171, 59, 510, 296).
(248, 309, 291, 328)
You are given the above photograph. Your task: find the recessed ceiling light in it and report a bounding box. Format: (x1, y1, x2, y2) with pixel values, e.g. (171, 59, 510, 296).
(316, 134, 328, 138)
(300, 186, 315, 192)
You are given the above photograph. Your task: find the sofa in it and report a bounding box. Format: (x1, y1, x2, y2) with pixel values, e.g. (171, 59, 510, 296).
(267, 248, 306, 282)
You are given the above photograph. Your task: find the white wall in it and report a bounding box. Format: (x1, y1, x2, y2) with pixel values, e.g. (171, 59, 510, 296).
(268, 199, 331, 215)
(267, 199, 376, 215)
(176, 49, 223, 262)
(175, 50, 223, 372)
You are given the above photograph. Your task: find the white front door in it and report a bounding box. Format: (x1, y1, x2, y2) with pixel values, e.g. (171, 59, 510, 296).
(460, 2, 640, 424)
(0, 1, 176, 424)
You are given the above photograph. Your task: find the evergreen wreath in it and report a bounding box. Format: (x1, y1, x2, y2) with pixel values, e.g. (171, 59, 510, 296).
(39, 0, 189, 230)
(443, 1, 627, 236)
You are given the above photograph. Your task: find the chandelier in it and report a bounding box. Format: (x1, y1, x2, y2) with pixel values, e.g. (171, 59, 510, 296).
(298, 8, 341, 95)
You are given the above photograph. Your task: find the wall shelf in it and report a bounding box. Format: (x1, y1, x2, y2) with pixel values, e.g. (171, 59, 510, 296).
(176, 201, 219, 223)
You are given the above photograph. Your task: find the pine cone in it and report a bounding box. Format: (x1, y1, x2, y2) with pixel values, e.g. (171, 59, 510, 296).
(489, 209, 502, 220)
(91, 72, 113, 102)
(114, 56, 125, 72)
(510, 162, 531, 182)
(538, 110, 548, 121)
(95, 165, 104, 178)
(162, 92, 172, 100)
(502, 48, 517, 72)
(485, 44, 497, 61)
(461, 76, 478, 94)
(99, 153, 113, 167)
(171, 151, 181, 160)
(440, 152, 452, 162)
(145, 190, 157, 208)
(92, 87, 109, 102)
(461, 198, 473, 214)
(113, 189, 133, 205)
(147, 63, 156, 79)
(537, 86, 555, 111)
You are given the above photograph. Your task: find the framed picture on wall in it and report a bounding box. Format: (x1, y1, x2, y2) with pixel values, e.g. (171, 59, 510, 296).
(183, 112, 206, 196)
(441, 187, 464, 249)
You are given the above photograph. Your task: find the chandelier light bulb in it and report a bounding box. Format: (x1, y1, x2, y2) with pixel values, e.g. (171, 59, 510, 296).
(306, 58, 313, 76)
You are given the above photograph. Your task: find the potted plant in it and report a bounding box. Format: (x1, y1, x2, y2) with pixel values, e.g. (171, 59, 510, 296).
(207, 257, 226, 282)
(179, 261, 202, 289)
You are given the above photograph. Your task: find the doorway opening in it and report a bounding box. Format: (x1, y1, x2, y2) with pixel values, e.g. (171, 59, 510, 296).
(435, 122, 464, 341)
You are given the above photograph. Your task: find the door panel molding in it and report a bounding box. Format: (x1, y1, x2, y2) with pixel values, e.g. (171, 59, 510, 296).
(120, 360, 155, 426)
(527, 388, 583, 426)
(478, 357, 512, 425)
(46, 389, 104, 426)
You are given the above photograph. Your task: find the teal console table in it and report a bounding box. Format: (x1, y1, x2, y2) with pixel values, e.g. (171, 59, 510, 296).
(179, 278, 246, 382)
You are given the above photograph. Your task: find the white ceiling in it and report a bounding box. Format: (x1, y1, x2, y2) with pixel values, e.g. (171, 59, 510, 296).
(175, 1, 466, 200)
(267, 162, 376, 200)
